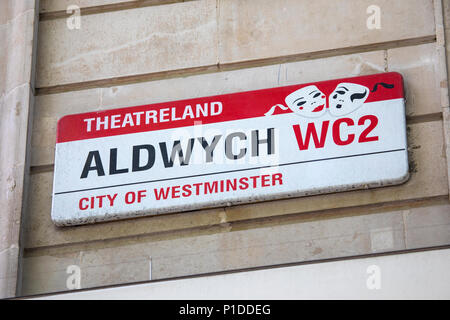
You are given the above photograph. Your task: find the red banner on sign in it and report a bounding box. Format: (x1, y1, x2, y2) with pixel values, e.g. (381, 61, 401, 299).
(57, 72, 403, 143)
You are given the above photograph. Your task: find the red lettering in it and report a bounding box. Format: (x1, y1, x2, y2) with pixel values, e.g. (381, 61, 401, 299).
(172, 186, 181, 198)
(292, 121, 329, 150)
(272, 173, 283, 185)
(358, 115, 379, 143)
(239, 177, 249, 190)
(250, 176, 260, 188)
(205, 181, 218, 194)
(137, 190, 146, 202)
(107, 194, 117, 206)
(97, 195, 106, 208)
(193, 183, 202, 195)
(154, 188, 170, 200)
(227, 179, 237, 191)
(332, 118, 355, 146)
(125, 192, 136, 204)
(182, 184, 192, 197)
(79, 198, 89, 210)
(261, 175, 271, 187)
(80, 193, 118, 210)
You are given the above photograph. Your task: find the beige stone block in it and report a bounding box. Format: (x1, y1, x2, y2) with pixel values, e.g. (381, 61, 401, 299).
(445, 44, 450, 101)
(151, 211, 405, 279)
(21, 252, 81, 296)
(101, 51, 385, 109)
(0, 9, 36, 96)
(218, 0, 435, 64)
(0, 0, 38, 300)
(444, 107, 450, 199)
(40, 0, 136, 13)
(388, 43, 443, 117)
(39, 1, 189, 14)
(24, 120, 448, 249)
(36, 0, 218, 87)
(0, 0, 35, 26)
(21, 201, 450, 295)
(403, 204, 450, 248)
(443, 0, 450, 29)
(101, 64, 282, 109)
(281, 51, 386, 86)
(21, 205, 408, 295)
(80, 259, 149, 291)
(78, 248, 150, 290)
(0, 86, 35, 298)
(22, 250, 148, 295)
(0, 246, 19, 298)
(0, 85, 33, 251)
(443, 0, 450, 196)
(0, 25, 6, 94)
(30, 88, 102, 166)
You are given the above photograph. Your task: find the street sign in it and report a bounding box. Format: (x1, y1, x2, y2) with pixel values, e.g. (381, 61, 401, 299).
(52, 72, 409, 226)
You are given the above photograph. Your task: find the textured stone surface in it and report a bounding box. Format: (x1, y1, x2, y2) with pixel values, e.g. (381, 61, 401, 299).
(0, 247, 20, 298)
(21, 251, 80, 295)
(442, 0, 450, 198)
(0, 7, 36, 96)
(0, 0, 35, 26)
(25, 248, 450, 300)
(0, 0, 38, 299)
(0, 85, 33, 249)
(443, 0, 450, 37)
(218, 0, 435, 64)
(31, 88, 101, 167)
(39, 0, 191, 14)
(39, 0, 189, 13)
(403, 203, 450, 248)
(24, 120, 448, 248)
(36, 0, 218, 87)
(444, 107, 450, 200)
(21, 201, 450, 296)
(280, 51, 386, 86)
(40, 0, 136, 13)
(0, 81, 35, 300)
(388, 43, 443, 116)
(35, 0, 436, 88)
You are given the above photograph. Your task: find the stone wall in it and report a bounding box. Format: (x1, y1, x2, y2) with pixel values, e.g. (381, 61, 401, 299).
(0, 0, 38, 298)
(4, 0, 449, 296)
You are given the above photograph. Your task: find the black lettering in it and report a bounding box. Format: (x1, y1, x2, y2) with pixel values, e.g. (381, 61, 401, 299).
(109, 148, 129, 175)
(198, 135, 222, 163)
(159, 139, 195, 168)
(252, 128, 275, 156)
(80, 151, 105, 179)
(225, 132, 247, 160)
(132, 145, 156, 172)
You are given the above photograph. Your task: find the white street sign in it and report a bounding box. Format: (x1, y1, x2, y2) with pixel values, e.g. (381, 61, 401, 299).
(52, 72, 408, 226)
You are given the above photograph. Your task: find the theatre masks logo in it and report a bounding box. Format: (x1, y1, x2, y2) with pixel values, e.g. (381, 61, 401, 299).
(265, 82, 394, 118)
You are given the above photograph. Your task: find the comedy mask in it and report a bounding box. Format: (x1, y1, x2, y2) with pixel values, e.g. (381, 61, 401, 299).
(284, 85, 327, 118)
